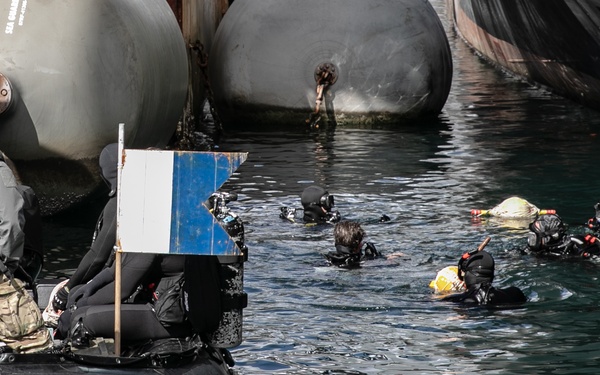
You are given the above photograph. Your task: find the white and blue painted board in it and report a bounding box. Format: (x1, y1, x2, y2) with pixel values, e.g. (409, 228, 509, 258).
(117, 149, 247, 255)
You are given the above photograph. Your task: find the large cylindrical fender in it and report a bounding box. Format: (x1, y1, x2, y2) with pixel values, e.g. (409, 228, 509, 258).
(209, 0, 452, 128)
(0, 0, 188, 160)
(0, 0, 188, 213)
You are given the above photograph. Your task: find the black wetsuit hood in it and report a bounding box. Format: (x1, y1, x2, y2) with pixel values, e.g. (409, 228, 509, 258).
(301, 186, 327, 223)
(324, 244, 360, 268)
(99, 143, 118, 196)
(300, 185, 340, 223)
(460, 250, 495, 288)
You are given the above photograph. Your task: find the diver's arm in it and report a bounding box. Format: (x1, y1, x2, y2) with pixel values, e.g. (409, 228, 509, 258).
(81, 253, 157, 306)
(66, 197, 117, 289)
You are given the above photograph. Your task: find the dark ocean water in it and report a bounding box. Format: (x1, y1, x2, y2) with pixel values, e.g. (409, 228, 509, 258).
(41, 1, 600, 374)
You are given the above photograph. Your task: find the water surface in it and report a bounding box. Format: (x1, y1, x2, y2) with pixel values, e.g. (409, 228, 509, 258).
(42, 1, 600, 374)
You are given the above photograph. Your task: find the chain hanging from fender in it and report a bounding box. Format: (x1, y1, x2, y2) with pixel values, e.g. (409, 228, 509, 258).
(190, 41, 223, 136)
(175, 84, 195, 150)
(306, 63, 338, 129)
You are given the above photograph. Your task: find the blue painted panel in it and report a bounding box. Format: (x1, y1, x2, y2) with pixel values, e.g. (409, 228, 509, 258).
(169, 152, 247, 255)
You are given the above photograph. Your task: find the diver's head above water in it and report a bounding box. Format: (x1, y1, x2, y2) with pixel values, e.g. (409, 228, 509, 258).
(458, 250, 495, 289)
(301, 185, 340, 224)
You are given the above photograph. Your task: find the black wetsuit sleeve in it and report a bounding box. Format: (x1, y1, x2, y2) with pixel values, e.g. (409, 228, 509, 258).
(80, 253, 157, 306)
(440, 292, 467, 302)
(440, 289, 479, 304)
(488, 286, 527, 305)
(0, 162, 25, 274)
(363, 242, 380, 258)
(16, 185, 43, 260)
(66, 197, 117, 290)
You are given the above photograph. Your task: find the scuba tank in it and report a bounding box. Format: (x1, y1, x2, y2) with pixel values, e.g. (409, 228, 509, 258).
(206, 192, 248, 348)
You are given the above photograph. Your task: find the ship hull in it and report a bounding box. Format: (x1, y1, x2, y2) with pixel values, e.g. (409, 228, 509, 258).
(449, 0, 600, 110)
(208, 0, 453, 128)
(0, 0, 188, 214)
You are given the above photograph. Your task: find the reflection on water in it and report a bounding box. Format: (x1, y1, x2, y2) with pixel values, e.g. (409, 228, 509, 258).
(42, 1, 600, 373)
(42, 196, 107, 278)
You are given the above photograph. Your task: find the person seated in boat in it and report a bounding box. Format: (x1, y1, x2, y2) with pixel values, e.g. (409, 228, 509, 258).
(527, 213, 600, 258)
(324, 221, 380, 268)
(0, 151, 52, 353)
(442, 249, 526, 306)
(280, 185, 341, 224)
(56, 253, 228, 348)
(56, 253, 190, 345)
(52, 143, 119, 313)
(0, 151, 44, 287)
(14, 183, 44, 288)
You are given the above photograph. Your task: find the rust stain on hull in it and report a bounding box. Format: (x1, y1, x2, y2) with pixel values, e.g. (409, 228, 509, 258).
(449, 0, 600, 109)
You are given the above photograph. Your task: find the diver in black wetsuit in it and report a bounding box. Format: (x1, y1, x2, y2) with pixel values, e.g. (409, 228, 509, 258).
(52, 144, 119, 312)
(56, 188, 248, 346)
(56, 253, 190, 343)
(442, 250, 526, 306)
(280, 185, 341, 224)
(324, 221, 380, 268)
(301, 185, 340, 224)
(527, 213, 600, 259)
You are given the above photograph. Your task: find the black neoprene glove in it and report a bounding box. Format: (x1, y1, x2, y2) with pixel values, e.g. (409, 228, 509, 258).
(52, 286, 69, 312)
(363, 242, 380, 258)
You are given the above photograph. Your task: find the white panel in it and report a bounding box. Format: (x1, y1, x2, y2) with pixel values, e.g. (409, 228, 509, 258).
(118, 149, 174, 253)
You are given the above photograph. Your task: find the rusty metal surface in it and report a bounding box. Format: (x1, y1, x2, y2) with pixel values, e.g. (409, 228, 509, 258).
(451, 0, 600, 110)
(175, 0, 231, 134)
(165, 0, 182, 28)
